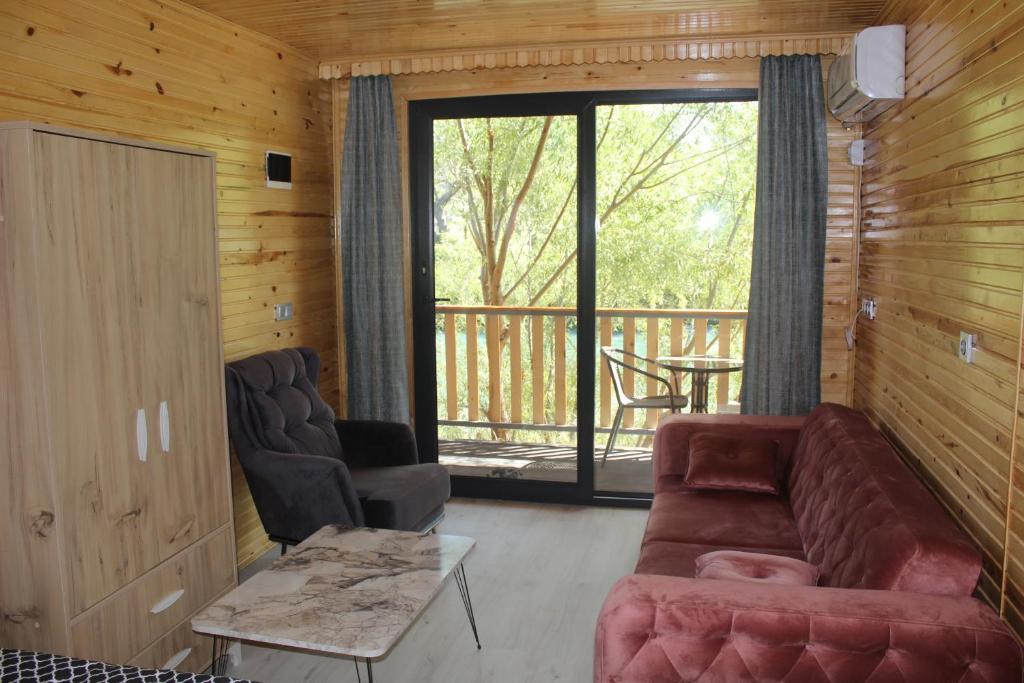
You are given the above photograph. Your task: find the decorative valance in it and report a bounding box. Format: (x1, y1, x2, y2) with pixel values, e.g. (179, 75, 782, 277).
(319, 33, 850, 79)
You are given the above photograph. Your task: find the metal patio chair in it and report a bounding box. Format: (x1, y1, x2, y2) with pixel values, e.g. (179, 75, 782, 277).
(601, 346, 687, 466)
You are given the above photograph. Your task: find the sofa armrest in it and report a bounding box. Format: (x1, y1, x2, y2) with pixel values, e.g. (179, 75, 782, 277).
(335, 419, 418, 468)
(596, 574, 1022, 683)
(653, 413, 806, 494)
(239, 449, 364, 543)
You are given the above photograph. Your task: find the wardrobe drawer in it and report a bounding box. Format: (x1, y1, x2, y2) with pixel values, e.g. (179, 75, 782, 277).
(130, 609, 218, 674)
(70, 525, 235, 664)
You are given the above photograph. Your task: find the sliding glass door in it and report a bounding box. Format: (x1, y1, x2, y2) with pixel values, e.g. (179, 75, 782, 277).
(411, 90, 756, 504)
(593, 99, 758, 495)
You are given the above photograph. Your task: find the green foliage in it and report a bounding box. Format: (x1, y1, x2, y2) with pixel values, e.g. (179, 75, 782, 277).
(433, 115, 578, 306)
(430, 102, 759, 446)
(433, 102, 758, 311)
(595, 102, 758, 311)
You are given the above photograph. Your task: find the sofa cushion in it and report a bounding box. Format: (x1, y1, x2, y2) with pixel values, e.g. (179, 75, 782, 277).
(653, 414, 804, 495)
(636, 541, 805, 578)
(642, 491, 803, 552)
(695, 550, 819, 586)
(349, 463, 450, 531)
(788, 403, 982, 595)
(685, 433, 779, 494)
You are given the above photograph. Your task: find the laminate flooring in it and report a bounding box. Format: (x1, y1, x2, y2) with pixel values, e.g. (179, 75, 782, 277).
(226, 498, 649, 683)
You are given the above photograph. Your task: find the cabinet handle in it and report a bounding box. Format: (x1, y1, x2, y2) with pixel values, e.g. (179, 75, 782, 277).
(136, 409, 148, 463)
(149, 588, 185, 614)
(162, 647, 192, 670)
(159, 400, 170, 452)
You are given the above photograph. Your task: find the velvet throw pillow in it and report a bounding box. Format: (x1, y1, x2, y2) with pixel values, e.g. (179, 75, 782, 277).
(695, 550, 820, 586)
(684, 432, 780, 494)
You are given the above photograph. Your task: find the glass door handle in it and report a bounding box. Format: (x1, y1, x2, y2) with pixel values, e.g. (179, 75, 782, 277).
(434, 298, 451, 303)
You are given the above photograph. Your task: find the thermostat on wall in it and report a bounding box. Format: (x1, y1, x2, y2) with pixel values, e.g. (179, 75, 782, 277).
(266, 151, 292, 189)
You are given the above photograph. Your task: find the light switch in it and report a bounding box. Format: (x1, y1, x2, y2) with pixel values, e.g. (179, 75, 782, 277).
(274, 302, 294, 321)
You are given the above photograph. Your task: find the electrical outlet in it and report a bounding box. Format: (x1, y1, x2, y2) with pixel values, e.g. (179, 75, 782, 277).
(861, 297, 877, 320)
(958, 332, 976, 364)
(274, 302, 294, 321)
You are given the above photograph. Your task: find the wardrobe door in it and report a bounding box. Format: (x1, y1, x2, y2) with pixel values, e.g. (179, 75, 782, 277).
(0, 129, 68, 652)
(32, 132, 161, 613)
(137, 148, 230, 561)
(173, 154, 231, 544)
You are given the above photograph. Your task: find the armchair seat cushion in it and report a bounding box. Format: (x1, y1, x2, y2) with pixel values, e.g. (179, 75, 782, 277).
(350, 463, 451, 531)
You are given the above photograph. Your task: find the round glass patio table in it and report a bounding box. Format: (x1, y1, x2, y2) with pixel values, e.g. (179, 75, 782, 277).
(655, 356, 744, 413)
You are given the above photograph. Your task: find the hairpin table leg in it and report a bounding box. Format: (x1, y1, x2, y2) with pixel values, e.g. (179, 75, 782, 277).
(454, 563, 481, 649)
(210, 635, 228, 676)
(353, 657, 373, 682)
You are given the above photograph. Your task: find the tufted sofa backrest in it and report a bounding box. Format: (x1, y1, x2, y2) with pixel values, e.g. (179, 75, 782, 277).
(787, 404, 981, 596)
(225, 347, 342, 461)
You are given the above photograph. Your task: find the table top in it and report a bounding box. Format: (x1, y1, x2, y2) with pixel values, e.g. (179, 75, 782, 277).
(191, 526, 475, 659)
(656, 355, 744, 373)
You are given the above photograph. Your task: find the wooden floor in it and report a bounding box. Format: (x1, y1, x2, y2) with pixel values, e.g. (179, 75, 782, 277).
(227, 499, 649, 683)
(440, 439, 654, 494)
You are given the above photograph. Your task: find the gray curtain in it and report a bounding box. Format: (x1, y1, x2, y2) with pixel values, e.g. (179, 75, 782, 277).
(740, 55, 829, 416)
(340, 75, 410, 423)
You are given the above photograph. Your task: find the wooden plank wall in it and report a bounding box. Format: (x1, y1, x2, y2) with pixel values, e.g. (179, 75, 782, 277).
(0, 0, 336, 569)
(856, 0, 1024, 624)
(332, 54, 859, 411)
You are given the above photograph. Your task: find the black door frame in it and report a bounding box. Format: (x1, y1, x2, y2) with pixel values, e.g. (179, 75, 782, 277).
(409, 88, 757, 506)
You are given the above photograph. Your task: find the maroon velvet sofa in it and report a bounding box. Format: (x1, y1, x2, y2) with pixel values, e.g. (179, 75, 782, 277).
(595, 403, 1023, 682)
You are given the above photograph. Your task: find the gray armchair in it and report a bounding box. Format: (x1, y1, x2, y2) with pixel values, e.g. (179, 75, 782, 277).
(224, 347, 449, 547)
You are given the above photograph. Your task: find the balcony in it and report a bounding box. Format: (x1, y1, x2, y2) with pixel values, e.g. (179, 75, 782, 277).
(435, 304, 746, 493)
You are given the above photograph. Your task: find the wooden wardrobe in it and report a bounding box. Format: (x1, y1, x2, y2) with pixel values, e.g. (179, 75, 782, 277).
(0, 122, 236, 673)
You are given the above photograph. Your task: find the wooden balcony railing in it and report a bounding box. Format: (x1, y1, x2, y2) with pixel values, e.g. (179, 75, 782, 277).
(435, 305, 747, 433)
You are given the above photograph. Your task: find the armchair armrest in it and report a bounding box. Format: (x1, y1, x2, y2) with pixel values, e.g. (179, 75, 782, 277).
(653, 413, 806, 494)
(334, 419, 418, 468)
(238, 449, 364, 543)
(596, 575, 1022, 683)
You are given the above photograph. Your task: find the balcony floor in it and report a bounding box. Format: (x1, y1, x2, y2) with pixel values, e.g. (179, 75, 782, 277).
(439, 438, 653, 494)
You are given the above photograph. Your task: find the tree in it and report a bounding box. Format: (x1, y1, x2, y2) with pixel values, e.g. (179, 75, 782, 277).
(433, 101, 759, 431)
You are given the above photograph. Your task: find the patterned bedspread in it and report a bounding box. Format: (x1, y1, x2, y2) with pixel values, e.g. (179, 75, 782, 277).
(0, 649, 255, 683)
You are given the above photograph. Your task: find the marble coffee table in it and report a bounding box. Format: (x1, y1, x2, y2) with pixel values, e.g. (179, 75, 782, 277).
(191, 525, 479, 681)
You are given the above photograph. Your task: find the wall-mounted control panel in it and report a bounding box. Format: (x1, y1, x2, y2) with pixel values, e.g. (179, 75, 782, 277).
(274, 302, 294, 321)
(266, 151, 292, 190)
(959, 331, 977, 364)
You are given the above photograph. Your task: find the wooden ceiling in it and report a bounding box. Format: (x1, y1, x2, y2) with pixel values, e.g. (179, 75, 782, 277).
(186, 0, 888, 63)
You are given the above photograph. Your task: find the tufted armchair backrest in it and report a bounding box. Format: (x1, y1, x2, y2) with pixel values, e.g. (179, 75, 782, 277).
(225, 347, 342, 461)
(787, 404, 981, 596)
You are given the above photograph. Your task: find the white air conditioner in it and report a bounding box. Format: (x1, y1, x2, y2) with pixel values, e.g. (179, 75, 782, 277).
(828, 25, 906, 126)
